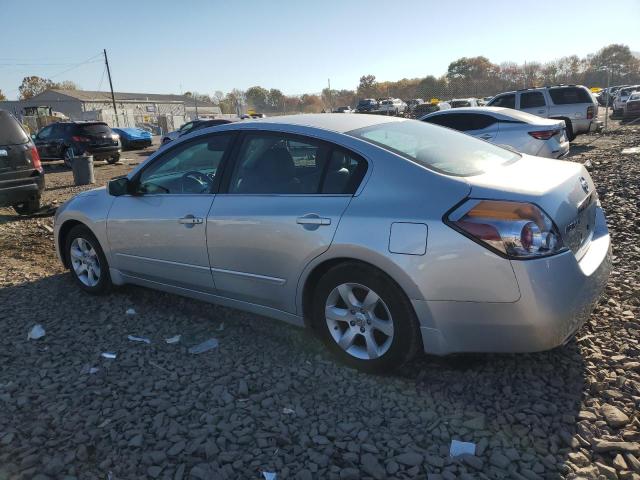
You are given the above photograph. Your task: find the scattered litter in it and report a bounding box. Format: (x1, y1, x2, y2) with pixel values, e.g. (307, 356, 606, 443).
(101, 352, 117, 359)
(262, 472, 277, 480)
(125, 308, 136, 315)
(81, 365, 99, 375)
(40, 224, 54, 234)
(127, 335, 151, 344)
(148, 360, 171, 373)
(217, 322, 225, 331)
(164, 335, 182, 344)
(450, 439, 476, 457)
(621, 147, 640, 154)
(27, 324, 46, 340)
(582, 159, 592, 168)
(188, 338, 219, 354)
(282, 408, 295, 415)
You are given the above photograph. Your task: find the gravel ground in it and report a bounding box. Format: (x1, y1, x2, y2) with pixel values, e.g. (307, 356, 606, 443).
(0, 125, 638, 480)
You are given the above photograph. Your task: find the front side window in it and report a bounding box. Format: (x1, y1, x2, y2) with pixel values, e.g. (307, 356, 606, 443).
(490, 94, 515, 109)
(36, 125, 54, 140)
(348, 119, 518, 176)
(138, 134, 232, 194)
(520, 92, 546, 108)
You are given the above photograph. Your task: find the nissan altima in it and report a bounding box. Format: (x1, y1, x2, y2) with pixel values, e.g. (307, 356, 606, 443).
(53, 114, 611, 372)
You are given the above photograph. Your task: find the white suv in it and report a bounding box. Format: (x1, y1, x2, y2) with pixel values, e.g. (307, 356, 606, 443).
(378, 98, 406, 115)
(613, 85, 640, 116)
(487, 85, 600, 140)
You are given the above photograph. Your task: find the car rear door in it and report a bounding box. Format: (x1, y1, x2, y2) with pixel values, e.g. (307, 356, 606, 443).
(34, 125, 55, 159)
(107, 132, 235, 292)
(518, 91, 548, 117)
(207, 131, 367, 314)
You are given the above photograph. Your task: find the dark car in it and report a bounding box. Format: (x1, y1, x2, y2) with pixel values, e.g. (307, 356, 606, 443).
(162, 119, 234, 144)
(0, 110, 45, 215)
(355, 99, 379, 113)
(34, 121, 121, 168)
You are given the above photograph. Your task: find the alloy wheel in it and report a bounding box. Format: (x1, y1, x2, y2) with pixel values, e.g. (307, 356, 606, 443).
(69, 237, 101, 287)
(325, 283, 394, 360)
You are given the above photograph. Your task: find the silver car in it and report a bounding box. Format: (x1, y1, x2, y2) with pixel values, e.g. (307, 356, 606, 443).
(421, 107, 570, 159)
(54, 114, 611, 372)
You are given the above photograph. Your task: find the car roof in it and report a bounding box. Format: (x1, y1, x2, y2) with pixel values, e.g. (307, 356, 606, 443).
(423, 106, 560, 124)
(232, 113, 405, 133)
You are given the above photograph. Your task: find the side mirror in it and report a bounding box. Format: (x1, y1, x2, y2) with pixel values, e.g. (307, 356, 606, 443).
(31, 134, 37, 140)
(108, 176, 131, 196)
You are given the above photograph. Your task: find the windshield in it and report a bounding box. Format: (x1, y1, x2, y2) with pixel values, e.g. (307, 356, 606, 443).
(347, 119, 519, 176)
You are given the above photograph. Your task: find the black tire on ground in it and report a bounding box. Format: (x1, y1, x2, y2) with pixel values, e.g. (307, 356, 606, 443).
(564, 120, 576, 141)
(312, 262, 421, 373)
(13, 197, 41, 215)
(64, 224, 112, 294)
(107, 154, 120, 165)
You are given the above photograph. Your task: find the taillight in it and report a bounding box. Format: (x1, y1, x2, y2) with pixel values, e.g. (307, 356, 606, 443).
(30, 145, 42, 172)
(528, 129, 559, 140)
(71, 136, 90, 142)
(587, 106, 594, 119)
(446, 200, 565, 259)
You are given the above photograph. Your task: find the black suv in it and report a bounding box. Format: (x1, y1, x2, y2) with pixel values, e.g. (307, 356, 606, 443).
(0, 109, 45, 215)
(34, 121, 121, 168)
(356, 99, 379, 113)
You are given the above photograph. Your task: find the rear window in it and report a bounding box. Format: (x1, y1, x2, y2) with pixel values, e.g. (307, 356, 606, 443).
(347, 120, 519, 177)
(0, 110, 29, 145)
(451, 100, 471, 108)
(548, 87, 592, 104)
(77, 123, 112, 135)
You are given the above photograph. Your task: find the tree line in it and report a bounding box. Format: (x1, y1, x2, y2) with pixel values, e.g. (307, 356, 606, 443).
(3, 44, 637, 114)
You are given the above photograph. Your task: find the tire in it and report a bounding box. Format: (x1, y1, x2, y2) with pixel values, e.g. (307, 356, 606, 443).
(564, 120, 575, 141)
(107, 154, 120, 165)
(13, 197, 41, 215)
(65, 225, 111, 294)
(312, 262, 421, 373)
(63, 148, 74, 168)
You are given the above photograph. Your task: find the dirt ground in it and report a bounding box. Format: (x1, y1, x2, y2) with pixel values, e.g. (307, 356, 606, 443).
(0, 121, 639, 480)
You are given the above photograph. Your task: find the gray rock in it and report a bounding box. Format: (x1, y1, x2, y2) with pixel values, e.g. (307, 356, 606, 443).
(340, 468, 359, 480)
(462, 415, 486, 430)
(361, 453, 385, 480)
(147, 466, 163, 479)
(601, 404, 630, 428)
(594, 441, 640, 455)
(168, 440, 186, 456)
(296, 470, 313, 480)
(489, 451, 511, 470)
(596, 462, 619, 480)
(128, 434, 143, 447)
(396, 452, 424, 467)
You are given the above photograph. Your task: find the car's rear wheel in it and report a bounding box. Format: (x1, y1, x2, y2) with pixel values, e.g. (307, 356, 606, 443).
(63, 148, 74, 168)
(312, 262, 421, 373)
(13, 197, 41, 215)
(65, 225, 111, 294)
(107, 154, 120, 165)
(564, 119, 575, 141)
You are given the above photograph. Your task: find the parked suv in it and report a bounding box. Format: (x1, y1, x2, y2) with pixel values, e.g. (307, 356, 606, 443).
(487, 85, 600, 140)
(378, 98, 407, 115)
(355, 99, 379, 113)
(612, 85, 640, 117)
(0, 109, 45, 215)
(34, 121, 120, 168)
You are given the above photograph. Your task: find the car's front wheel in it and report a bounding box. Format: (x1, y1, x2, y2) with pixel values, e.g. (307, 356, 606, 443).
(107, 154, 120, 165)
(313, 262, 421, 373)
(63, 148, 74, 168)
(65, 225, 111, 294)
(13, 197, 41, 215)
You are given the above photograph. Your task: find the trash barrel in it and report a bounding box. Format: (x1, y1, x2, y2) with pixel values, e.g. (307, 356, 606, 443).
(71, 154, 95, 186)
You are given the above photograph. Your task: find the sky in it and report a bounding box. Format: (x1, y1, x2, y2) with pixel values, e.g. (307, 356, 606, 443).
(1, 0, 639, 100)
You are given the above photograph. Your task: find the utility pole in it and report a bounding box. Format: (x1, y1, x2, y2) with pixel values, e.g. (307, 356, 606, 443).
(194, 96, 199, 118)
(103, 49, 118, 126)
(327, 78, 332, 112)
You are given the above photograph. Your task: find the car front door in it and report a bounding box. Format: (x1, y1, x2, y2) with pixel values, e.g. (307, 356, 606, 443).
(207, 132, 368, 313)
(107, 132, 235, 292)
(518, 91, 548, 117)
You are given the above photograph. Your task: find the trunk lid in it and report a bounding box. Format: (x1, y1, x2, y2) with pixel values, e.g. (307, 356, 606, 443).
(77, 123, 118, 147)
(465, 155, 597, 258)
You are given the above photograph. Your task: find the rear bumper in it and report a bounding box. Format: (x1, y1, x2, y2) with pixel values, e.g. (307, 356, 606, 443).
(122, 138, 152, 149)
(414, 206, 611, 355)
(0, 171, 45, 207)
(80, 146, 120, 160)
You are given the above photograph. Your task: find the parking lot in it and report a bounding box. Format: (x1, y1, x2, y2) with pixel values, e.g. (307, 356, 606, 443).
(0, 120, 639, 480)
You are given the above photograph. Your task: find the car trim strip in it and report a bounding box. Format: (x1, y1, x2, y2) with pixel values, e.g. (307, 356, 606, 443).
(210, 267, 286, 286)
(115, 253, 211, 270)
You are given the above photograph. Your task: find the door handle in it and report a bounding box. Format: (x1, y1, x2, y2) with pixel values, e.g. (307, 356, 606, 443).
(179, 215, 203, 225)
(296, 215, 331, 226)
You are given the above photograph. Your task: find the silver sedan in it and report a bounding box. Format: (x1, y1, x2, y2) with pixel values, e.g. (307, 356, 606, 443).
(54, 114, 611, 372)
(421, 107, 570, 159)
